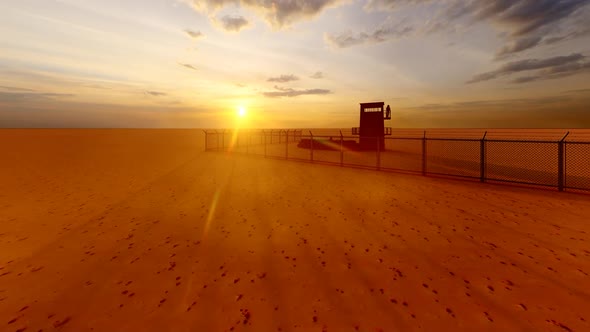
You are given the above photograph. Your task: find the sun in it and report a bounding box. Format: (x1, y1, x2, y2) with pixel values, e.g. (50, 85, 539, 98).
(237, 106, 247, 118)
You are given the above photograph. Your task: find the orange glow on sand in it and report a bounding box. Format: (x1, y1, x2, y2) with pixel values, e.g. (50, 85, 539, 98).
(2, 129, 590, 332)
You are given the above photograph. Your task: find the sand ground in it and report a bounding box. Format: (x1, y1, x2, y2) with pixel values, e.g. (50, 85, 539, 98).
(1, 129, 589, 332)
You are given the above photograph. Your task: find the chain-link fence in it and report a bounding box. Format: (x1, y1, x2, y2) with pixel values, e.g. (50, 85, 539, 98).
(565, 142, 590, 191)
(203, 129, 590, 192)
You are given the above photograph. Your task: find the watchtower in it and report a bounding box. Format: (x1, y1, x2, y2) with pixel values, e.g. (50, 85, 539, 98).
(352, 102, 392, 150)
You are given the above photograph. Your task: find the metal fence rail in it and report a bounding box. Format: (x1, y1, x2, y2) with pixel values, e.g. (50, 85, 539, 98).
(203, 129, 590, 193)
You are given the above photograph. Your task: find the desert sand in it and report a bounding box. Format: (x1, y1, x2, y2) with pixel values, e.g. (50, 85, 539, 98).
(1, 129, 589, 332)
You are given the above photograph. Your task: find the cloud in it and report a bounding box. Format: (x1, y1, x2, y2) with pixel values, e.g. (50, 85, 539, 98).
(455, 0, 589, 56)
(338, 0, 590, 55)
(399, 94, 590, 128)
(468, 1, 587, 37)
(262, 85, 331, 97)
(0, 86, 36, 92)
(249, 0, 342, 28)
(509, 76, 542, 84)
(187, 0, 236, 12)
(544, 20, 590, 45)
(186, 0, 343, 29)
(364, 0, 430, 12)
(408, 96, 572, 111)
(218, 15, 250, 31)
(267, 74, 299, 83)
(467, 53, 590, 84)
(310, 71, 324, 79)
(495, 36, 543, 59)
(145, 91, 167, 97)
(179, 63, 198, 71)
(184, 29, 204, 39)
(0, 91, 74, 103)
(563, 88, 590, 94)
(325, 23, 414, 48)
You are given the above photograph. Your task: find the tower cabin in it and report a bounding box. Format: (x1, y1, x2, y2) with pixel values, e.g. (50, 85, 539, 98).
(352, 102, 392, 150)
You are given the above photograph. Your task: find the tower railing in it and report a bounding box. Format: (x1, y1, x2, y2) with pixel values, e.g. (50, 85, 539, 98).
(352, 127, 393, 135)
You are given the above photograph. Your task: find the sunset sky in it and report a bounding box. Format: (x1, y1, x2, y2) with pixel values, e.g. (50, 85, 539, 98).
(1, 0, 589, 128)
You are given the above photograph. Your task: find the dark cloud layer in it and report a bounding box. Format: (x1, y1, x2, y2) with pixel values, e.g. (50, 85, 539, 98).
(267, 74, 299, 83)
(452, 0, 589, 56)
(335, 0, 590, 56)
(467, 53, 590, 84)
(470, 0, 587, 37)
(190, 0, 588, 55)
(262, 85, 331, 97)
(218, 15, 249, 31)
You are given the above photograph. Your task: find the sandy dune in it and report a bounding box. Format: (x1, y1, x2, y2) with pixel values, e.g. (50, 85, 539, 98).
(1, 129, 589, 332)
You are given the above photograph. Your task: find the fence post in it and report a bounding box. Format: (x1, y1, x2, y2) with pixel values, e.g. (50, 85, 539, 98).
(223, 130, 227, 151)
(263, 130, 267, 158)
(480, 131, 487, 183)
(340, 130, 344, 167)
(285, 130, 289, 159)
(203, 130, 208, 151)
(376, 137, 381, 171)
(215, 130, 220, 151)
(309, 130, 314, 162)
(558, 131, 570, 191)
(422, 130, 427, 176)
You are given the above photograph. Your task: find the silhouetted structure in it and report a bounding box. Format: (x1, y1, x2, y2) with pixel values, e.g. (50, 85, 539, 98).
(352, 102, 392, 150)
